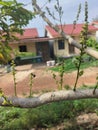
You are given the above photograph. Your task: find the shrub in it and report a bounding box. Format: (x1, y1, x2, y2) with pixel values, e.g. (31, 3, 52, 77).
(0, 99, 98, 129)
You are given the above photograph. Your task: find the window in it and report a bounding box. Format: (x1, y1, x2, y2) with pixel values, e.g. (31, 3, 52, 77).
(19, 45, 27, 52)
(58, 40, 65, 50)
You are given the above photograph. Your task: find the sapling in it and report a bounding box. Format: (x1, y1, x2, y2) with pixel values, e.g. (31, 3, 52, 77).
(73, 1, 88, 91)
(52, 59, 65, 90)
(29, 73, 36, 97)
(11, 60, 17, 96)
(72, 3, 81, 34)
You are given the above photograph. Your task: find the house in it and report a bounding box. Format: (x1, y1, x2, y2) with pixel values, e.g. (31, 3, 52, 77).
(9, 28, 52, 62)
(10, 28, 39, 55)
(45, 23, 98, 58)
(9, 23, 98, 63)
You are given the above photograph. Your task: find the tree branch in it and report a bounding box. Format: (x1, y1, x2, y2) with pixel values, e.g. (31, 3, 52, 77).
(32, 0, 98, 59)
(0, 89, 98, 108)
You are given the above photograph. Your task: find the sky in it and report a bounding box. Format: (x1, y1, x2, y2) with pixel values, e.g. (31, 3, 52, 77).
(17, 0, 98, 36)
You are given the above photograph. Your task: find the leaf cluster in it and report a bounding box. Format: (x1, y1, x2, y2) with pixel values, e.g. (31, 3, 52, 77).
(46, 0, 63, 24)
(0, 0, 34, 64)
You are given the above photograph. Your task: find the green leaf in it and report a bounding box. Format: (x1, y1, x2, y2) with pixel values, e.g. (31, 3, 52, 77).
(0, 1, 14, 6)
(79, 70, 84, 76)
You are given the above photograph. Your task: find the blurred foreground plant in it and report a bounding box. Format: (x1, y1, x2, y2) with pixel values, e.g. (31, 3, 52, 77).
(11, 60, 17, 96)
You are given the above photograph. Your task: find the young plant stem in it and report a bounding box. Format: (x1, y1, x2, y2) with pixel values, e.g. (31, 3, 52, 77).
(93, 83, 98, 94)
(74, 50, 83, 91)
(73, 2, 88, 91)
(29, 73, 36, 97)
(58, 61, 65, 89)
(52, 59, 65, 90)
(72, 4, 81, 34)
(93, 74, 98, 94)
(11, 60, 17, 96)
(73, 29, 87, 91)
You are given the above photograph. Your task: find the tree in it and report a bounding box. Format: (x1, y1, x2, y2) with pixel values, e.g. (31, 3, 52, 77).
(0, 0, 98, 108)
(0, 0, 34, 64)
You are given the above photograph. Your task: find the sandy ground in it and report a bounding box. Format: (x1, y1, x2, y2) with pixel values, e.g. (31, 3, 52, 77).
(0, 63, 98, 97)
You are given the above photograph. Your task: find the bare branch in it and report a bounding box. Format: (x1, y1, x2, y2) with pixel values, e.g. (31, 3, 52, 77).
(32, 0, 98, 59)
(0, 89, 98, 108)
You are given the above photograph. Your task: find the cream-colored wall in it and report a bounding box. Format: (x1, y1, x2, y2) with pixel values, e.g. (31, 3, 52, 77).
(54, 39, 69, 57)
(9, 44, 19, 50)
(89, 32, 96, 39)
(10, 42, 36, 53)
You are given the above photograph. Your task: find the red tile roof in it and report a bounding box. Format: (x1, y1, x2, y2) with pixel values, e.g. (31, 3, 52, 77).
(16, 28, 39, 39)
(11, 37, 55, 44)
(92, 21, 98, 25)
(45, 24, 98, 38)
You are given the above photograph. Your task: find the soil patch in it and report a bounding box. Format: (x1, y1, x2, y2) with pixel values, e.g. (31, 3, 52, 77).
(0, 64, 98, 96)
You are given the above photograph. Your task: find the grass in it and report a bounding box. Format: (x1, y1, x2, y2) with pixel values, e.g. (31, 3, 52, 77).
(16, 52, 36, 58)
(52, 55, 98, 73)
(0, 98, 98, 129)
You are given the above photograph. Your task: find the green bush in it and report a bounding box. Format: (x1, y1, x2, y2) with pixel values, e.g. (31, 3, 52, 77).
(0, 99, 98, 129)
(17, 52, 36, 58)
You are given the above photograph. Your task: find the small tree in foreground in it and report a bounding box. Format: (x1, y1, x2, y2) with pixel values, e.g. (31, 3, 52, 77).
(0, 0, 34, 64)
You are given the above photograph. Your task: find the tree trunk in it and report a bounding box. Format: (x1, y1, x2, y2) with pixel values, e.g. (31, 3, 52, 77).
(0, 89, 98, 108)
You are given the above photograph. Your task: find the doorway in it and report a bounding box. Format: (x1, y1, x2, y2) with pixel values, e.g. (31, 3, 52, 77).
(36, 41, 50, 62)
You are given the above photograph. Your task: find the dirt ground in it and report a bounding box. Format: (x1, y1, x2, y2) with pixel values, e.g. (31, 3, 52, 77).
(0, 63, 98, 97)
